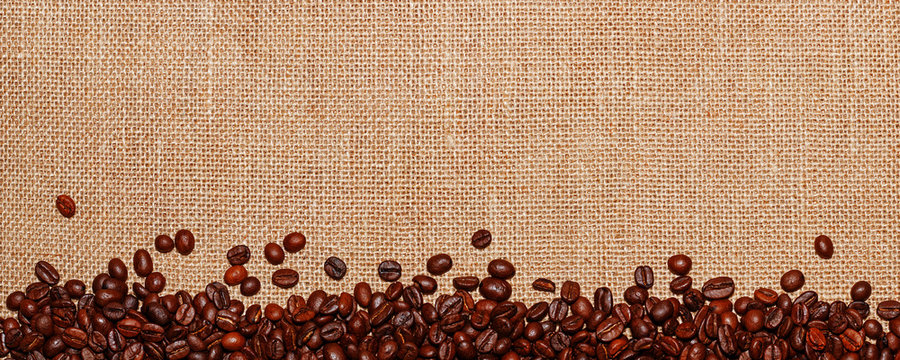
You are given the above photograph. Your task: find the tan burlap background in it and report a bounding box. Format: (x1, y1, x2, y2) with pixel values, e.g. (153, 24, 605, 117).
(1, 2, 899, 315)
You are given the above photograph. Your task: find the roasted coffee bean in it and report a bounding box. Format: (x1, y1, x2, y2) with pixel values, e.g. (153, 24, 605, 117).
(878, 300, 900, 320)
(35, 261, 60, 285)
(282, 232, 307, 253)
(240, 276, 261, 297)
(634, 266, 654, 289)
(206, 281, 231, 309)
(377, 260, 402, 282)
(131, 249, 153, 277)
(814, 234, 834, 259)
(453, 276, 479, 291)
(411, 275, 437, 295)
(702, 277, 735, 300)
(165, 340, 189, 360)
(479, 278, 512, 302)
(56, 195, 76, 218)
(487, 259, 515, 279)
(324, 256, 347, 280)
(226, 245, 251, 266)
(560, 281, 580, 303)
(144, 272, 166, 293)
(667, 254, 692, 275)
(174, 229, 195, 255)
(623, 285, 648, 305)
(154, 234, 175, 253)
(426, 254, 453, 275)
(471, 229, 492, 249)
(532, 278, 556, 292)
(264, 242, 285, 265)
(851, 281, 872, 302)
(669, 276, 692, 294)
(272, 269, 299, 289)
(594, 287, 613, 313)
(105, 258, 127, 281)
(780, 269, 805, 292)
(223, 265, 248, 286)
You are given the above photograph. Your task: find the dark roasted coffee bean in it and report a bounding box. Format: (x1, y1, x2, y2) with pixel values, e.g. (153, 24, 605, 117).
(240, 276, 261, 297)
(56, 194, 76, 217)
(154, 234, 175, 253)
(668, 254, 692, 275)
(780, 269, 805, 292)
(623, 285, 648, 305)
(283, 232, 306, 253)
(272, 269, 299, 289)
(471, 229, 492, 249)
(486, 259, 515, 279)
(851, 281, 872, 302)
(633, 266, 654, 288)
(814, 234, 834, 259)
(559, 281, 580, 303)
(669, 276, 692, 294)
(224, 265, 248, 286)
(206, 282, 230, 309)
(479, 277, 512, 302)
(144, 272, 166, 293)
(35, 261, 60, 285)
(105, 258, 127, 281)
(649, 298, 675, 324)
(324, 256, 347, 280)
(548, 299, 569, 322)
(226, 245, 251, 266)
(411, 275, 437, 295)
(174, 229, 195, 255)
(426, 254, 453, 275)
(878, 301, 900, 320)
(131, 249, 153, 277)
(452, 276, 479, 291)
(594, 287, 613, 313)
(377, 260, 401, 282)
(264, 242, 285, 265)
(532, 278, 556, 292)
(165, 340, 189, 360)
(702, 277, 735, 300)
(597, 317, 624, 342)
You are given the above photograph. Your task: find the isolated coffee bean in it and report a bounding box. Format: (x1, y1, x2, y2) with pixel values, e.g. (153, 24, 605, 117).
(532, 278, 556, 292)
(851, 281, 872, 302)
(780, 270, 805, 292)
(426, 254, 453, 275)
(324, 256, 347, 280)
(226, 245, 251, 266)
(55, 194, 77, 218)
(264, 242, 285, 265)
(132, 249, 153, 277)
(272, 269, 299, 289)
(240, 276, 260, 297)
(471, 229, 492, 249)
(634, 266, 654, 289)
(487, 259, 515, 279)
(174, 229, 195, 255)
(282, 232, 307, 253)
(34, 261, 60, 285)
(224, 265, 248, 286)
(154, 234, 174, 253)
(814, 234, 834, 259)
(377, 260, 402, 282)
(107, 258, 128, 281)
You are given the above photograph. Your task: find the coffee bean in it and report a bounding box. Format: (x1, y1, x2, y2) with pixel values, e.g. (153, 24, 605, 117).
(667, 254, 692, 275)
(426, 254, 453, 275)
(377, 260, 402, 282)
(240, 276, 260, 297)
(154, 234, 174, 253)
(324, 256, 347, 280)
(559, 281, 580, 303)
(669, 276, 692, 294)
(132, 249, 153, 277)
(144, 272, 166, 293)
(264, 242, 285, 265)
(634, 266, 654, 289)
(452, 276, 480, 291)
(281, 232, 307, 253)
(814, 234, 834, 259)
(780, 269, 805, 292)
(34, 261, 60, 285)
(532, 278, 556, 292)
(878, 300, 900, 320)
(107, 258, 128, 281)
(471, 229, 492, 249)
(165, 340, 189, 360)
(272, 269, 299, 289)
(221, 331, 245, 351)
(412, 275, 437, 295)
(851, 281, 872, 302)
(223, 265, 247, 286)
(55, 195, 76, 218)
(226, 245, 250, 266)
(487, 259, 515, 279)
(479, 277, 512, 302)
(174, 229, 195, 255)
(702, 277, 735, 300)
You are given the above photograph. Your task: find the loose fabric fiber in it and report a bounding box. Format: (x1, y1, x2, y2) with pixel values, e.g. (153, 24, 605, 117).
(1, 2, 898, 313)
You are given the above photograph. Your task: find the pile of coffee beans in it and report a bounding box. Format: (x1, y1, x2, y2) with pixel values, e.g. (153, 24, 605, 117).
(4, 228, 894, 360)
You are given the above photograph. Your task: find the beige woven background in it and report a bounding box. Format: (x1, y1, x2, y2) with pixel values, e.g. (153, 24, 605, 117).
(1, 1, 899, 313)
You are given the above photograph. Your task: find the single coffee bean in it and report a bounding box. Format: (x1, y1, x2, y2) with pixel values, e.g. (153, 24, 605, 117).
(634, 266, 654, 289)
(107, 258, 128, 281)
(702, 277, 735, 300)
(283, 232, 307, 253)
(667, 254, 692, 275)
(559, 281, 580, 303)
(64, 279, 85, 298)
(221, 331, 245, 351)
(471, 229, 492, 249)
(174, 229, 195, 255)
(412, 275, 438, 294)
(851, 281, 872, 302)
(264, 242, 285, 265)
(272, 268, 299, 288)
(132, 249, 153, 277)
(532, 278, 556, 292)
(487, 259, 516, 279)
(240, 276, 261, 297)
(35, 261, 60, 285)
(324, 256, 347, 280)
(479, 277, 512, 302)
(154, 234, 175, 253)
(377, 260, 402, 282)
(56, 194, 76, 217)
(453, 276, 480, 291)
(224, 265, 248, 286)
(669, 276, 692, 294)
(145, 272, 166, 293)
(814, 234, 834, 259)
(878, 301, 900, 320)
(426, 254, 453, 275)
(226, 245, 251, 266)
(780, 270, 805, 292)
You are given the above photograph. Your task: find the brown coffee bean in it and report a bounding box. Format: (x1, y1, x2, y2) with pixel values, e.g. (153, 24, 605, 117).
(154, 234, 174, 253)
(487, 259, 515, 279)
(850, 281, 872, 302)
(479, 278, 512, 302)
(532, 278, 556, 292)
(669, 276, 692, 294)
(702, 277, 735, 300)
(144, 272, 166, 293)
(56, 195, 76, 218)
(814, 234, 834, 259)
(226, 245, 251, 266)
(471, 229, 492, 249)
(282, 232, 307, 253)
(107, 258, 128, 281)
(132, 249, 153, 277)
(426, 254, 453, 275)
(559, 281, 580, 303)
(377, 260, 402, 282)
(453, 276, 480, 291)
(174, 229, 195, 255)
(35, 261, 60, 285)
(224, 265, 248, 286)
(780, 270, 805, 292)
(272, 269, 299, 289)
(878, 300, 900, 320)
(240, 276, 261, 297)
(412, 275, 437, 295)
(324, 256, 347, 280)
(264, 242, 285, 265)
(634, 266, 654, 289)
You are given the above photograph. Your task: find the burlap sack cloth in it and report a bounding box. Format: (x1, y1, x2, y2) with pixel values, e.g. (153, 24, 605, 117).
(1, 2, 898, 315)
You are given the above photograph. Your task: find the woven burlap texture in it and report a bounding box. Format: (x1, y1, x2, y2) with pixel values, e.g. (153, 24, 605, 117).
(1, 2, 898, 313)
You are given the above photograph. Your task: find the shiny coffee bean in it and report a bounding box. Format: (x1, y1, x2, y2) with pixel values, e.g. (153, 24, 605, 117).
(272, 269, 299, 289)
(174, 229, 195, 255)
(132, 249, 153, 277)
(780, 270, 805, 292)
(226, 245, 251, 266)
(814, 234, 834, 259)
(154, 234, 175, 253)
(377, 260, 402, 282)
(282, 232, 307, 253)
(471, 229, 492, 249)
(324, 256, 347, 280)
(426, 254, 453, 275)
(240, 276, 261, 297)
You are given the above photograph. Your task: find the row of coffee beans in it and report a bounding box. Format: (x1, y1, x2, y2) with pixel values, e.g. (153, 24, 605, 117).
(3, 244, 898, 360)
